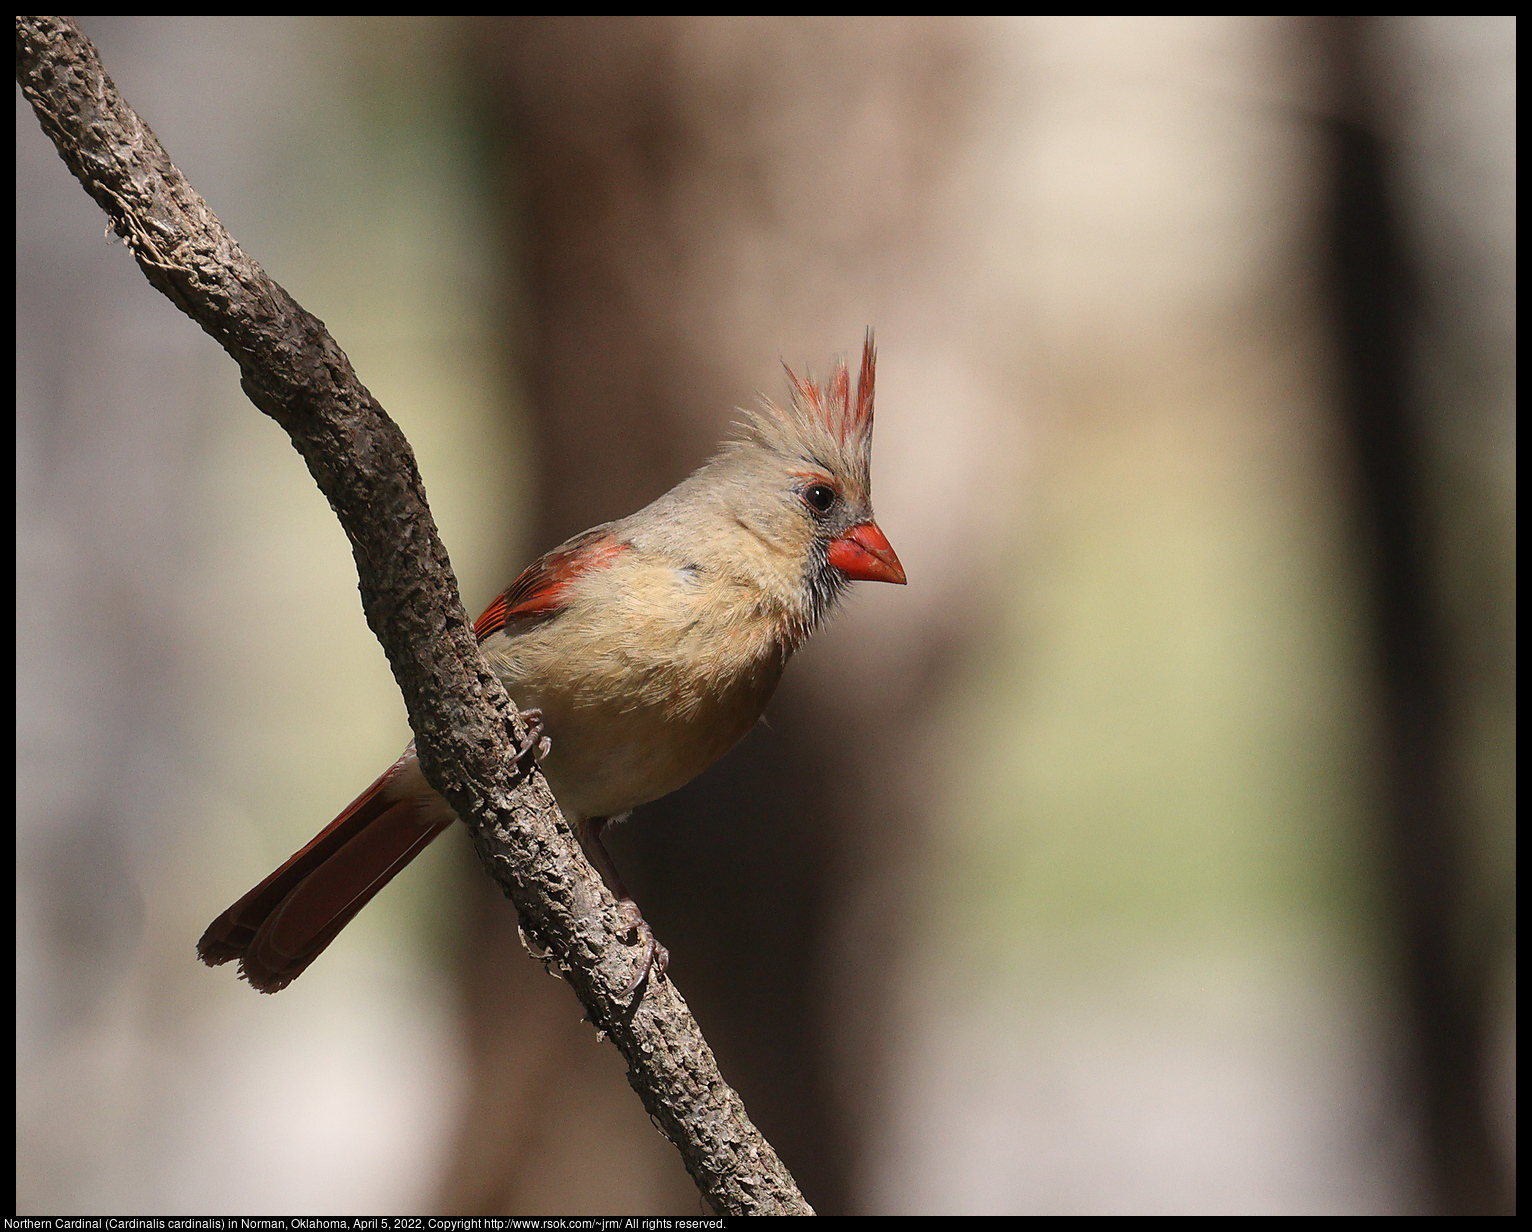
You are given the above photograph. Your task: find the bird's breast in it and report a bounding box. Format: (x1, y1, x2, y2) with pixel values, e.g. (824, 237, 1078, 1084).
(480, 564, 792, 820)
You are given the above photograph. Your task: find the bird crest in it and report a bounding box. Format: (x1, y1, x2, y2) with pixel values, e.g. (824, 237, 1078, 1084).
(738, 330, 877, 498)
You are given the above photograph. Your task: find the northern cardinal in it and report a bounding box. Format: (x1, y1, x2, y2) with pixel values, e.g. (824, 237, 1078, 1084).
(198, 333, 904, 994)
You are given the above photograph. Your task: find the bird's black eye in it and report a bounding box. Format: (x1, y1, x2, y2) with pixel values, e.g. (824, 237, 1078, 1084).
(802, 483, 838, 514)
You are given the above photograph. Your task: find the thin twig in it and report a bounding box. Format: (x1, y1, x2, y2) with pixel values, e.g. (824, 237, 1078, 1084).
(15, 15, 812, 1216)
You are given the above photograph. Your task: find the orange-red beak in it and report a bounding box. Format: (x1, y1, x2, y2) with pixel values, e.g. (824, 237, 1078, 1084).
(827, 521, 906, 585)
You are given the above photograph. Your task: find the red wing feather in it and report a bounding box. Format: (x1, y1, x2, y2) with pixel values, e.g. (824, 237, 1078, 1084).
(472, 593, 511, 641)
(474, 527, 629, 640)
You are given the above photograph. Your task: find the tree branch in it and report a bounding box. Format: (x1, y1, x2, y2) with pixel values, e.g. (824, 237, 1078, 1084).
(15, 15, 811, 1216)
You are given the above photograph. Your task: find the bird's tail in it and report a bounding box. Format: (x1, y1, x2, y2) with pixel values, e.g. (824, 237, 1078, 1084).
(197, 751, 454, 993)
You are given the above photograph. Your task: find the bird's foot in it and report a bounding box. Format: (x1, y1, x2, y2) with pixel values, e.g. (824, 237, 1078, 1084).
(617, 899, 669, 1000)
(512, 707, 552, 765)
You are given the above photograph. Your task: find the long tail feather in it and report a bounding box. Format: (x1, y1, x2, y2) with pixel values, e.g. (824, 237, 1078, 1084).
(240, 799, 453, 992)
(197, 756, 454, 993)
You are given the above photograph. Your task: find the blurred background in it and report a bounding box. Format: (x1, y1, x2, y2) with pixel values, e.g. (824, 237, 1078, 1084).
(15, 16, 1513, 1216)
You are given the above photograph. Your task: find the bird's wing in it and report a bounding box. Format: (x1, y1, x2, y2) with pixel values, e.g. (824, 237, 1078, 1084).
(474, 525, 630, 640)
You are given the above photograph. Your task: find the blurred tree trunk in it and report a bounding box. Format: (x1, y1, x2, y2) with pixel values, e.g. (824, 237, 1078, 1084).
(437, 16, 980, 1214)
(1326, 17, 1515, 1215)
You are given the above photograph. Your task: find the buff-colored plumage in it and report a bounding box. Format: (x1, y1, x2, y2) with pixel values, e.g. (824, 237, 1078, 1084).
(198, 334, 903, 993)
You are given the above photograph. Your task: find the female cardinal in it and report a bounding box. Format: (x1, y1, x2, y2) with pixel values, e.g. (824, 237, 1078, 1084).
(198, 333, 904, 994)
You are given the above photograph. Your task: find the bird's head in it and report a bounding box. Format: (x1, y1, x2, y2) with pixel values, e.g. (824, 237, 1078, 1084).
(697, 331, 905, 635)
